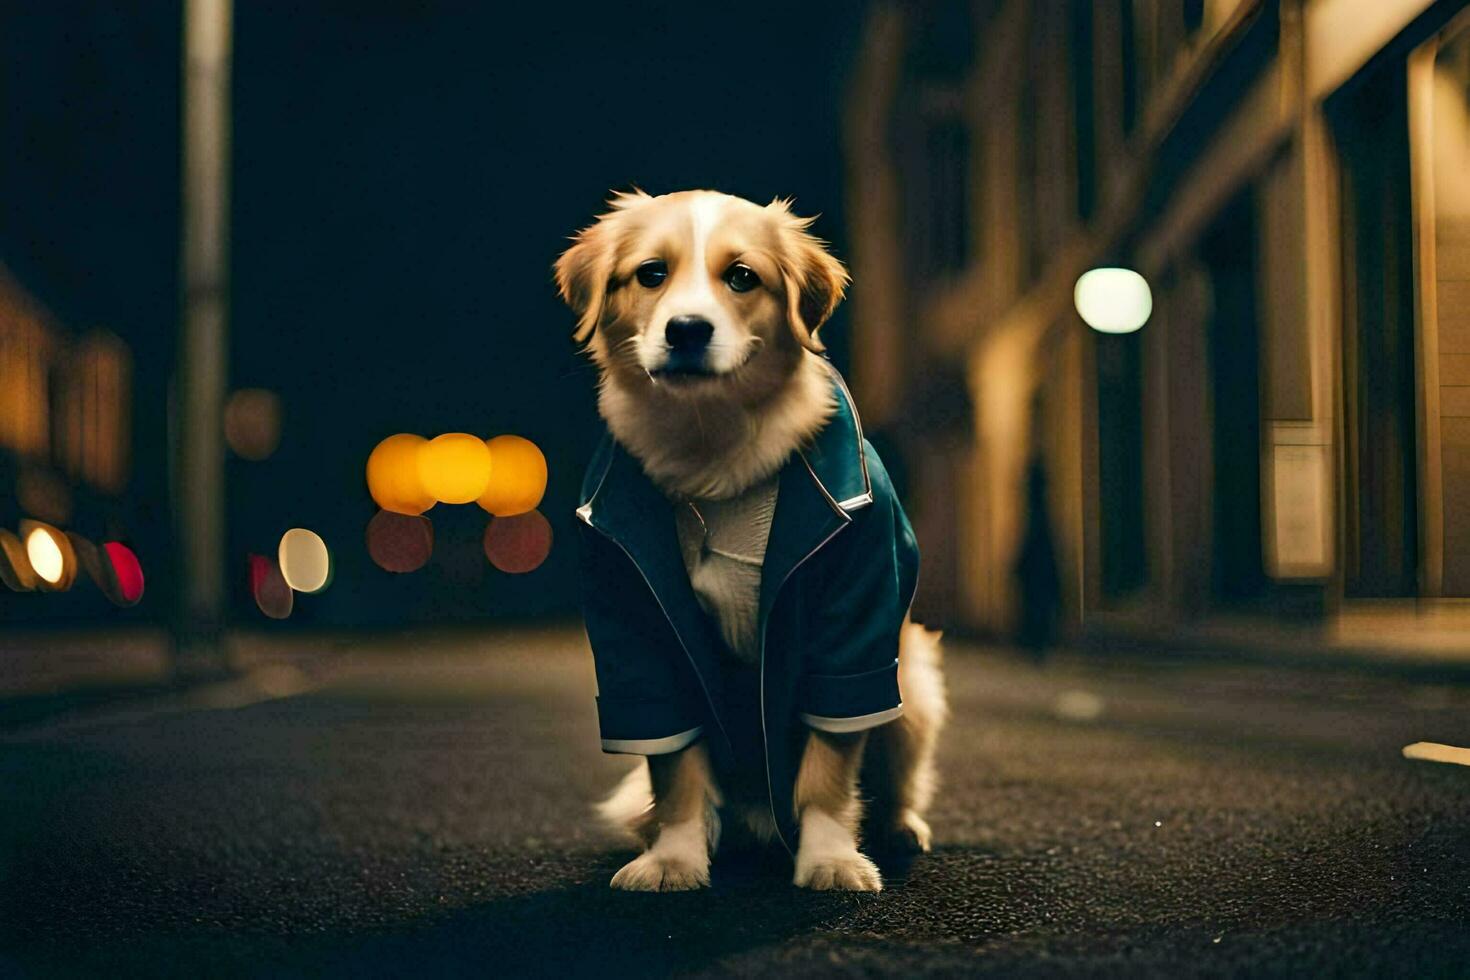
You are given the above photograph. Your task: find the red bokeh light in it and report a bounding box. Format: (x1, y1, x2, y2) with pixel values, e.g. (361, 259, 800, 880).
(482, 510, 552, 574)
(249, 553, 293, 619)
(102, 542, 145, 605)
(366, 509, 434, 573)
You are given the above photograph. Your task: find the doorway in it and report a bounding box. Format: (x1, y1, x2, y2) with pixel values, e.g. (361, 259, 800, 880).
(1331, 57, 1421, 598)
(1200, 189, 1268, 606)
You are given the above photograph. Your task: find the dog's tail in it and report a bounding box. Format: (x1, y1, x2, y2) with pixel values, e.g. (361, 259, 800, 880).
(894, 618, 948, 815)
(898, 618, 948, 730)
(595, 762, 656, 846)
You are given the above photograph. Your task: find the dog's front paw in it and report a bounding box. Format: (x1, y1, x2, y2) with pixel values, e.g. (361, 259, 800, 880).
(793, 851, 883, 892)
(610, 851, 710, 892)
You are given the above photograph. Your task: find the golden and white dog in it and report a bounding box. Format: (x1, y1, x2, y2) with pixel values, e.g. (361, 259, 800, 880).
(556, 189, 946, 892)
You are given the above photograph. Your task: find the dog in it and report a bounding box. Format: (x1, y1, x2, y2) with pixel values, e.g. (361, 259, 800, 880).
(556, 189, 946, 892)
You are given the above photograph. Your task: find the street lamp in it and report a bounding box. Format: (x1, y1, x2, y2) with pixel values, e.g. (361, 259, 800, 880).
(1074, 268, 1152, 334)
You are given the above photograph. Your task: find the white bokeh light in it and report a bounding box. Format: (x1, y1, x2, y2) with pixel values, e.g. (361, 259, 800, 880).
(1074, 268, 1153, 334)
(25, 526, 65, 585)
(278, 528, 331, 594)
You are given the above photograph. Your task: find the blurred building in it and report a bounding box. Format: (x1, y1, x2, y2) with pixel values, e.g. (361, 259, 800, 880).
(0, 268, 133, 528)
(1, 3, 178, 629)
(846, 0, 1470, 654)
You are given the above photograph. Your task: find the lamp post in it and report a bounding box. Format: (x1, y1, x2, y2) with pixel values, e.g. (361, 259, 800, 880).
(175, 0, 231, 669)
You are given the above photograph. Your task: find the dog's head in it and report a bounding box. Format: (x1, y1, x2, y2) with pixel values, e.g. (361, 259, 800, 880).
(554, 190, 849, 400)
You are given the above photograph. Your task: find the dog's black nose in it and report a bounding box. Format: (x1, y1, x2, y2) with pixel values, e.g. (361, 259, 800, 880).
(665, 315, 714, 351)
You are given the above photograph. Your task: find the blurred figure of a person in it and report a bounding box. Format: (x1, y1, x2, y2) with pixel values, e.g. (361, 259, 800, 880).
(1014, 453, 1061, 662)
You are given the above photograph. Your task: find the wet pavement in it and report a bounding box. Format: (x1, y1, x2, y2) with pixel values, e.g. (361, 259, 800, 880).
(2, 627, 1468, 977)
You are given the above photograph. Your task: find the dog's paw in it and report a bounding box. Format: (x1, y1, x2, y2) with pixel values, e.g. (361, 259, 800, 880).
(886, 810, 933, 854)
(793, 851, 883, 892)
(610, 851, 710, 892)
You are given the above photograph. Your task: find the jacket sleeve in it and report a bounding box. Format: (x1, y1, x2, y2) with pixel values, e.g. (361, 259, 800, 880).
(578, 523, 707, 755)
(798, 447, 920, 733)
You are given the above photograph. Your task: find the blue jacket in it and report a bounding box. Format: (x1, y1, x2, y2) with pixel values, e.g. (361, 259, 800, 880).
(575, 362, 919, 853)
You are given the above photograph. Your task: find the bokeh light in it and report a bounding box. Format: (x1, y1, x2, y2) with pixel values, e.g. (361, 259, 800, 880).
(1074, 268, 1153, 334)
(418, 433, 494, 505)
(224, 388, 283, 461)
(278, 528, 331, 593)
(477, 435, 547, 517)
(0, 529, 39, 592)
(23, 521, 74, 590)
(366, 509, 434, 573)
(366, 433, 436, 515)
(25, 526, 64, 584)
(60, 532, 144, 607)
(482, 510, 552, 574)
(103, 542, 145, 605)
(249, 553, 293, 619)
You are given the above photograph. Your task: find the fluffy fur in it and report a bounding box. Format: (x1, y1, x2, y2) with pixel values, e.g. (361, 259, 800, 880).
(556, 190, 848, 500)
(557, 190, 947, 891)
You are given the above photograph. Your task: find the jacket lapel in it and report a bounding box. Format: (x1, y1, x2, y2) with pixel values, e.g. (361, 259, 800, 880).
(759, 363, 873, 626)
(758, 456, 848, 630)
(576, 444, 731, 750)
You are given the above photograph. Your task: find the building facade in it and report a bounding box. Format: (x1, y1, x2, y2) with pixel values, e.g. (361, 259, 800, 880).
(0, 270, 132, 524)
(846, 0, 1470, 653)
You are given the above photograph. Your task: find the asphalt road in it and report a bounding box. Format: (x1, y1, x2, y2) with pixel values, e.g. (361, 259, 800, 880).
(2, 627, 1469, 978)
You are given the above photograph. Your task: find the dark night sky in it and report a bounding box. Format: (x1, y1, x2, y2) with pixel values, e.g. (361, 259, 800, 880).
(1, 1, 864, 626)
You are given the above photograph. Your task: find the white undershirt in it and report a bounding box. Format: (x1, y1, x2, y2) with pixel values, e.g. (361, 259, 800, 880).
(673, 476, 780, 664)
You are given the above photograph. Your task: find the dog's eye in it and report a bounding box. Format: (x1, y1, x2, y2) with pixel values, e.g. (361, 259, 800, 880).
(724, 263, 760, 293)
(635, 260, 668, 288)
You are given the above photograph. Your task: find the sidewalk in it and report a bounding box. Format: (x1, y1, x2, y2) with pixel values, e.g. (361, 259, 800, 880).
(0, 627, 173, 699)
(5, 612, 1470, 734)
(0, 624, 587, 731)
(1080, 601, 1470, 681)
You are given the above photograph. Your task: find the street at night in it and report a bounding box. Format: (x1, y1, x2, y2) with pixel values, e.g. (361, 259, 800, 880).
(3, 630, 1468, 977)
(8, 2, 1470, 975)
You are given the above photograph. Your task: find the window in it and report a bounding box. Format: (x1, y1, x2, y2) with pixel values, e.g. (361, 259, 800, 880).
(1330, 57, 1420, 597)
(899, 87, 972, 282)
(1070, 0, 1097, 222)
(923, 117, 972, 278)
(1120, 0, 1140, 135)
(1184, 0, 1206, 35)
(1096, 329, 1148, 600)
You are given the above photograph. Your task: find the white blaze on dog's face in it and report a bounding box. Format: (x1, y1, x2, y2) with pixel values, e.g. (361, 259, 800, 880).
(555, 190, 849, 403)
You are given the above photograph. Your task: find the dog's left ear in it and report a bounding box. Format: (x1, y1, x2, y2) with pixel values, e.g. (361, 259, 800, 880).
(772, 203, 850, 354)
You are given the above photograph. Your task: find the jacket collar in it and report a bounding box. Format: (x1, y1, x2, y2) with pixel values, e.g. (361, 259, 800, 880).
(576, 359, 871, 533)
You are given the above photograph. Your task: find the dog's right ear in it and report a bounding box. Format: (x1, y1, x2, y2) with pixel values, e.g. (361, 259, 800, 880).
(555, 190, 651, 344)
(554, 225, 608, 345)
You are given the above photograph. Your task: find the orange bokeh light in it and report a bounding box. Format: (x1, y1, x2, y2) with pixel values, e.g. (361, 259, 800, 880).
(418, 433, 494, 505)
(477, 435, 547, 517)
(366, 433, 436, 515)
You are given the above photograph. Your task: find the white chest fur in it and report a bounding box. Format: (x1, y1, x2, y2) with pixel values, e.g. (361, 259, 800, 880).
(673, 475, 779, 662)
